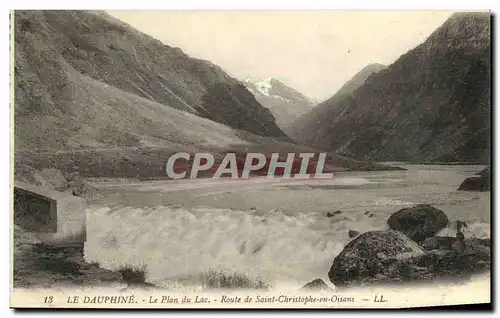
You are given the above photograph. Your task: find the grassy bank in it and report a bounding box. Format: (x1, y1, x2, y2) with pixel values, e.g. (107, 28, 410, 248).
(13, 225, 126, 289)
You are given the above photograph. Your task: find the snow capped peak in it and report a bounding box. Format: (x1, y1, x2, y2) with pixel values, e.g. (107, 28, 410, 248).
(243, 76, 315, 105)
(244, 77, 278, 96)
(255, 78, 273, 96)
(241, 76, 316, 127)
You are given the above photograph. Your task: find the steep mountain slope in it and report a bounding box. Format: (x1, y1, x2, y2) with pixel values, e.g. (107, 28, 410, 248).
(14, 9, 287, 152)
(288, 12, 490, 163)
(243, 78, 316, 129)
(328, 63, 386, 102)
(14, 10, 399, 180)
(288, 63, 385, 143)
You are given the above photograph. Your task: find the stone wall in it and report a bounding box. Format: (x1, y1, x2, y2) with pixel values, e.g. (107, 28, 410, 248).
(14, 181, 87, 244)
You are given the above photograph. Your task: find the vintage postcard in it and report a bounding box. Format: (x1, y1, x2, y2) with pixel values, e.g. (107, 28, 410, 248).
(10, 9, 491, 309)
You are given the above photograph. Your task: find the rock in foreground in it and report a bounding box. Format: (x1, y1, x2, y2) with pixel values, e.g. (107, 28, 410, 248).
(387, 204, 449, 242)
(329, 230, 491, 288)
(348, 230, 359, 239)
(415, 246, 490, 279)
(419, 236, 456, 251)
(328, 230, 425, 288)
(300, 279, 332, 291)
(420, 236, 491, 252)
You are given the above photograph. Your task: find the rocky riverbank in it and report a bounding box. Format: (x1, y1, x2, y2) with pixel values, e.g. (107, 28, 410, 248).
(13, 225, 127, 289)
(326, 204, 491, 289)
(13, 225, 163, 290)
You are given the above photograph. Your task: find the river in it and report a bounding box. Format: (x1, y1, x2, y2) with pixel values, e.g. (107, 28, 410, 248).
(84, 164, 490, 290)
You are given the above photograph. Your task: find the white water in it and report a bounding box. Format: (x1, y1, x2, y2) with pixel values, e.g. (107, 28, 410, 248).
(84, 165, 490, 289)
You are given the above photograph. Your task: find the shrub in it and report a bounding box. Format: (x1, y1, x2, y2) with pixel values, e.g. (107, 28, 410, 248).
(117, 264, 148, 285)
(199, 268, 269, 290)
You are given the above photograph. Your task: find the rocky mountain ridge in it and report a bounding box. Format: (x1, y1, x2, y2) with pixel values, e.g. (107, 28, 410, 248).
(288, 12, 491, 163)
(243, 77, 316, 129)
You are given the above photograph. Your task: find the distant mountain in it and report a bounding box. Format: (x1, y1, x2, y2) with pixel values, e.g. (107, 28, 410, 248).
(242, 77, 316, 129)
(14, 10, 397, 181)
(14, 10, 287, 155)
(288, 12, 491, 163)
(288, 63, 385, 142)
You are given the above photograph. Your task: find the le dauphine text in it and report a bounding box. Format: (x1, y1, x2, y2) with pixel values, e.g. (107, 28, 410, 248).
(63, 294, 364, 305)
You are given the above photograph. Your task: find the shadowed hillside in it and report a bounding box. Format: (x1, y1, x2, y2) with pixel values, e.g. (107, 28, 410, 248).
(288, 12, 491, 163)
(14, 10, 287, 154)
(288, 63, 385, 144)
(14, 10, 400, 181)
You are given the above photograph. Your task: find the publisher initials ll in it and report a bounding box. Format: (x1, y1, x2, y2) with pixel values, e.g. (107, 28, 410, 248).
(374, 295, 387, 303)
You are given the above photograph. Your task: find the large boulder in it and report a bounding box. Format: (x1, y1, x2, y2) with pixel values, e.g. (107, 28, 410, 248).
(415, 245, 491, 278)
(387, 204, 449, 242)
(328, 230, 425, 288)
(420, 236, 491, 252)
(457, 168, 490, 191)
(329, 230, 491, 288)
(419, 236, 455, 251)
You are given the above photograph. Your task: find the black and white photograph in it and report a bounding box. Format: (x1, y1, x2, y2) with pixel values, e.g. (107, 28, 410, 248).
(9, 8, 491, 309)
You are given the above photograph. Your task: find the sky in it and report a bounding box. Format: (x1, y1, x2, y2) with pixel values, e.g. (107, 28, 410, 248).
(108, 10, 454, 101)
